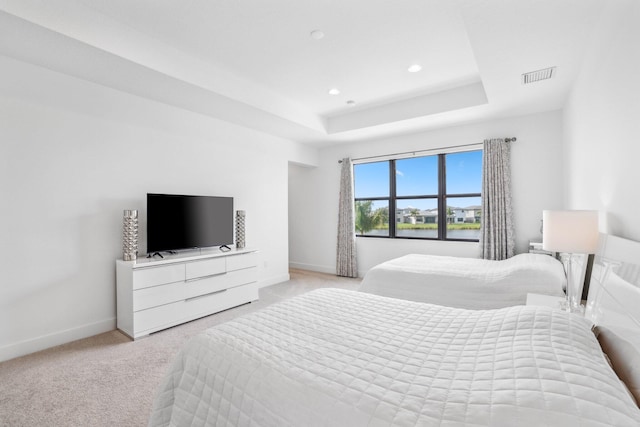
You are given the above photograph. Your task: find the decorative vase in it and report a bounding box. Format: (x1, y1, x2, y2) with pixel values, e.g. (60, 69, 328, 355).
(236, 210, 246, 249)
(123, 209, 138, 261)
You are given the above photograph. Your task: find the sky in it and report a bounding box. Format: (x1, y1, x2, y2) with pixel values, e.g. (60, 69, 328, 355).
(354, 150, 482, 211)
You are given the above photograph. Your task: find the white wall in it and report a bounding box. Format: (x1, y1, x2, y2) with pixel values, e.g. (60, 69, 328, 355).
(0, 55, 317, 362)
(289, 111, 565, 276)
(563, 0, 640, 241)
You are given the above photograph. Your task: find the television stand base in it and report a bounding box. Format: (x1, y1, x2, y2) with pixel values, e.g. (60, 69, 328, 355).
(219, 245, 231, 252)
(147, 252, 165, 259)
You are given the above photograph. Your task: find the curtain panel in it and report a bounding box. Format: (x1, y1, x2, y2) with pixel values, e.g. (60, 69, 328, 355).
(479, 139, 515, 260)
(336, 158, 358, 277)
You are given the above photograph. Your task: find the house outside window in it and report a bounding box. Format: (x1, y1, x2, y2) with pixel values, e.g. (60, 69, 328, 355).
(353, 149, 482, 241)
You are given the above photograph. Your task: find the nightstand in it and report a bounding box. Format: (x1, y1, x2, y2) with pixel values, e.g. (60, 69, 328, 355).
(526, 293, 566, 310)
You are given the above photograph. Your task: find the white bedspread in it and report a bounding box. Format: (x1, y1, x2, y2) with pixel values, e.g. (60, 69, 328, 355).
(149, 289, 640, 427)
(359, 253, 566, 309)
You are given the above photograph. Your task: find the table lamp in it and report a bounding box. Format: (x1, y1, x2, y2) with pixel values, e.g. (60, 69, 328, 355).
(542, 210, 599, 313)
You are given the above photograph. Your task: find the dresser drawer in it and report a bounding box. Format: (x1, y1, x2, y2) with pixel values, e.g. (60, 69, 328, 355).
(133, 281, 184, 311)
(184, 282, 258, 319)
(134, 300, 185, 335)
(185, 257, 226, 280)
(226, 252, 257, 271)
(133, 264, 185, 290)
(185, 267, 258, 299)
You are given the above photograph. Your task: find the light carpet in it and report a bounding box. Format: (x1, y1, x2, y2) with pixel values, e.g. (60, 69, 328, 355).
(0, 269, 361, 427)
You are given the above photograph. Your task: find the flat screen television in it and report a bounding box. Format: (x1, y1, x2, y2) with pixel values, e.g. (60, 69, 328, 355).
(147, 193, 234, 253)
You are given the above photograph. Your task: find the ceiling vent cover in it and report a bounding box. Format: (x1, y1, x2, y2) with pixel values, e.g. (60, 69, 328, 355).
(522, 67, 556, 84)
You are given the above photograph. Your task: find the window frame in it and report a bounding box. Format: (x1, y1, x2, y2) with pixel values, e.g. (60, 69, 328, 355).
(353, 150, 482, 242)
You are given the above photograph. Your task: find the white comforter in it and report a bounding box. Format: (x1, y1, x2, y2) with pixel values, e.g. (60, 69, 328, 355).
(359, 253, 566, 309)
(149, 289, 640, 426)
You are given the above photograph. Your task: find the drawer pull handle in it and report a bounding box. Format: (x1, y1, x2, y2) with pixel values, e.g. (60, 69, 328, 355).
(186, 272, 226, 282)
(186, 289, 227, 301)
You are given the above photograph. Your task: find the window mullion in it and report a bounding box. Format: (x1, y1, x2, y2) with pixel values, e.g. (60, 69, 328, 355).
(438, 154, 446, 240)
(390, 159, 396, 238)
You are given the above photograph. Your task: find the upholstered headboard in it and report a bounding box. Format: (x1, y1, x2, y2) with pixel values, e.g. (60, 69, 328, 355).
(585, 233, 640, 404)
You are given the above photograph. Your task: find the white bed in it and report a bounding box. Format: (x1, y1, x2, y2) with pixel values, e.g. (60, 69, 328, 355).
(358, 253, 566, 309)
(149, 235, 640, 426)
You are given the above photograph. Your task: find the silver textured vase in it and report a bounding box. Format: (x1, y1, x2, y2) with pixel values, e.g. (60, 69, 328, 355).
(236, 210, 246, 249)
(123, 209, 138, 261)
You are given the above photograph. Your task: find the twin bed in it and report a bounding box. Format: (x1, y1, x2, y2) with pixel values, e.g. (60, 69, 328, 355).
(358, 253, 566, 309)
(149, 235, 640, 426)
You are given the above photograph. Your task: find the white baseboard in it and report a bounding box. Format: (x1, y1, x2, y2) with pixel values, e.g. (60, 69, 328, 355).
(289, 262, 335, 275)
(258, 273, 290, 288)
(0, 317, 116, 363)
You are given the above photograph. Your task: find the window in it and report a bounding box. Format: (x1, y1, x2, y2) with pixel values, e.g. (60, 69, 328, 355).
(353, 161, 390, 237)
(353, 149, 482, 241)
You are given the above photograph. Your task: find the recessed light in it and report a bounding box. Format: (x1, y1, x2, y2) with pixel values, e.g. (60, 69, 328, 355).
(328, 88, 340, 95)
(408, 64, 422, 73)
(310, 30, 325, 40)
(346, 100, 356, 106)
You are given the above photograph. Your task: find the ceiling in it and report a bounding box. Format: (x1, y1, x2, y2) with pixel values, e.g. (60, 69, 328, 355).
(0, 0, 604, 146)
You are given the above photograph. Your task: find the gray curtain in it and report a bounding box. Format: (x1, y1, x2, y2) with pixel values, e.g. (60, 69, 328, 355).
(336, 158, 358, 277)
(479, 139, 515, 260)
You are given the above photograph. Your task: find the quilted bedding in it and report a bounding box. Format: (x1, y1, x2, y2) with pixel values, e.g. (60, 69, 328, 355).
(359, 253, 566, 309)
(149, 289, 640, 426)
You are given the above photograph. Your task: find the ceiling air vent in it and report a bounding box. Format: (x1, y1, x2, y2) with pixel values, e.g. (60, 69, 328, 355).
(521, 67, 556, 85)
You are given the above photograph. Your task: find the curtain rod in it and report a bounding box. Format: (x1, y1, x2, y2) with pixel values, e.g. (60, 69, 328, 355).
(338, 137, 516, 163)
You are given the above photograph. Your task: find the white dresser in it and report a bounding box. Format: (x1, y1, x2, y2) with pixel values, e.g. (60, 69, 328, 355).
(116, 248, 258, 339)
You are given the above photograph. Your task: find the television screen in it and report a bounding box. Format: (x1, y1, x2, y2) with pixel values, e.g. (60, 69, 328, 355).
(147, 193, 234, 253)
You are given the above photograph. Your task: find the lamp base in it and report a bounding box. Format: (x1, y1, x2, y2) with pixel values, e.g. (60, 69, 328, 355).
(561, 299, 584, 314)
(563, 253, 585, 314)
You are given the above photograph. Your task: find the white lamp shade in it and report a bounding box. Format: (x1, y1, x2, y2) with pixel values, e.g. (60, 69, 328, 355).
(542, 210, 599, 253)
